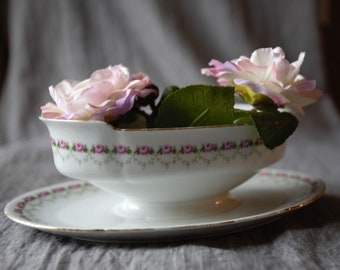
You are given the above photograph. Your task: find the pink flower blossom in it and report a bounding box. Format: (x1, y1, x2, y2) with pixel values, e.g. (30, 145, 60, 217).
(162, 145, 173, 154)
(75, 143, 84, 152)
(41, 65, 156, 121)
(291, 174, 301, 180)
(24, 196, 36, 202)
(201, 47, 322, 113)
(255, 138, 263, 145)
(224, 141, 235, 150)
(17, 202, 26, 208)
(53, 187, 66, 193)
(69, 184, 81, 189)
(276, 172, 288, 177)
(59, 140, 67, 149)
(50, 138, 55, 146)
(38, 191, 50, 197)
(183, 145, 194, 154)
(138, 145, 150, 155)
(94, 144, 105, 154)
(242, 139, 252, 148)
(204, 143, 214, 152)
(15, 209, 23, 214)
(260, 171, 272, 176)
(117, 145, 128, 154)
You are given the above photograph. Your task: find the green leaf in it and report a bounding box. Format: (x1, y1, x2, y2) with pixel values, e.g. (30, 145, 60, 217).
(232, 109, 254, 125)
(250, 111, 299, 149)
(145, 85, 180, 128)
(147, 84, 298, 150)
(235, 84, 278, 112)
(162, 85, 180, 100)
(152, 85, 236, 128)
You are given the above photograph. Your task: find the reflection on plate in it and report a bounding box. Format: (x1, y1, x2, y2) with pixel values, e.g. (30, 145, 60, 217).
(4, 169, 325, 243)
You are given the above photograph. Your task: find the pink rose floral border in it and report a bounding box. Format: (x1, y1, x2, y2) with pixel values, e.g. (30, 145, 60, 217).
(12, 170, 318, 222)
(49, 137, 268, 168)
(51, 137, 263, 156)
(13, 182, 98, 222)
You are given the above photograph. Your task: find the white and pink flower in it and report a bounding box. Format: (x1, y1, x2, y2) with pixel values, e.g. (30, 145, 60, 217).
(201, 47, 322, 113)
(41, 65, 156, 121)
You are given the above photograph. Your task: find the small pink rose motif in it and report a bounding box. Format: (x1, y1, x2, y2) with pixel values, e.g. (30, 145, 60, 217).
(50, 138, 55, 146)
(242, 139, 252, 148)
(75, 143, 84, 152)
(261, 171, 272, 176)
(204, 143, 214, 152)
(17, 202, 26, 209)
(69, 184, 81, 189)
(162, 145, 173, 154)
(53, 187, 65, 193)
(95, 144, 105, 154)
(139, 145, 150, 155)
(24, 196, 36, 202)
(302, 177, 311, 183)
(117, 145, 128, 154)
(224, 141, 235, 150)
(59, 140, 67, 149)
(291, 174, 301, 180)
(256, 138, 263, 145)
(38, 191, 50, 197)
(15, 209, 23, 214)
(276, 172, 287, 177)
(183, 145, 194, 154)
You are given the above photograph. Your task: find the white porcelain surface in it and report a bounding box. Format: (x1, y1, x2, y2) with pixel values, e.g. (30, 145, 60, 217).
(40, 118, 285, 219)
(5, 169, 325, 243)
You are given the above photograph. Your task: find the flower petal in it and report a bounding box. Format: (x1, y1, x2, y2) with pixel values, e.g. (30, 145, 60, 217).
(274, 52, 305, 87)
(40, 102, 64, 119)
(90, 65, 130, 90)
(250, 48, 275, 66)
(236, 59, 273, 82)
(294, 78, 317, 92)
(92, 89, 138, 120)
(80, 81, 115, 106)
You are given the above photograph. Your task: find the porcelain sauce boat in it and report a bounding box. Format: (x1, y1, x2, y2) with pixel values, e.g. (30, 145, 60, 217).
(41, 118, 285, 220)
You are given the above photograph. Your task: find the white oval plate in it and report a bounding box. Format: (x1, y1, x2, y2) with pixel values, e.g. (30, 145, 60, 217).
(4, 169, 325, 243)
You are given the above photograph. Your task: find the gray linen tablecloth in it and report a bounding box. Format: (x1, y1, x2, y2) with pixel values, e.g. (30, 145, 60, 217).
(1, 1, 340, 269)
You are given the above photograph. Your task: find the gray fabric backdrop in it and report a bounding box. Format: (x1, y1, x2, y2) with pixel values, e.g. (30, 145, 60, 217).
(1, 1, 340, 269)
(0, 0, 326, 144)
